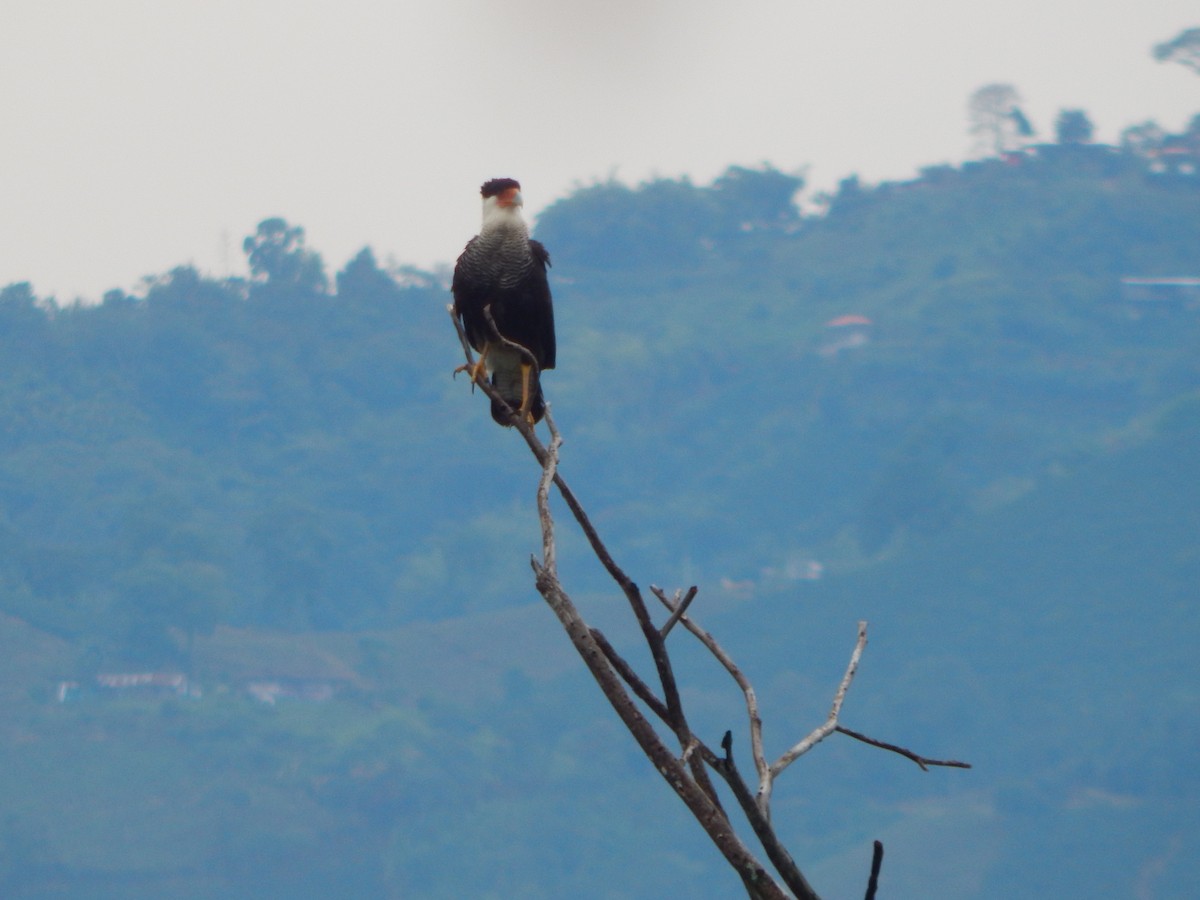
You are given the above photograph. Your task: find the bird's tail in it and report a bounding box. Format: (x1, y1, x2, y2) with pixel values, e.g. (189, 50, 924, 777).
(489, 361, 545, 426)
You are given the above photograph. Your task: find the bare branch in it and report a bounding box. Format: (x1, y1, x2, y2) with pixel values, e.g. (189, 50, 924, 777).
(448, 303, 547, 441)
(703, 735, 820, 900)
(680, 736, 700, 766)
(835, 726, 973, 772)
(659, 585, 699, 639)
(530, 557, 784, 893)
(507, 374, 787, 897)
(536, 412, 561, 575)
(770, 622, 867, 774)
(759, 622, 867, 813)
(447, 303, 479, 383)
(590, 627, 671, 724)
(829, 621, 868, 719)
(482, 304, 542, 385)
(449, 306, 970, 897)
(527, 418, 723, 810)
(652, 586, 769, 799)
(864, 841, 884, 900)
(449, 310, 730, 801)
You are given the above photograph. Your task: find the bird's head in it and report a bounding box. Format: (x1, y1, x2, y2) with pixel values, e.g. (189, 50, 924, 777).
(480, 177, 526, 230)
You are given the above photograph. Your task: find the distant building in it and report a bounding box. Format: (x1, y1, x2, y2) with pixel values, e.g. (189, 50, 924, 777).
(1146, 142, 1198, 176)
(819, 314, 873, 357)
(245, 679, 336, 705)
(95, 671, 192, 696)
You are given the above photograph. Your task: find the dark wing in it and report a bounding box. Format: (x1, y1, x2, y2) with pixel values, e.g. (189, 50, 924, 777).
(525, 240, 555, 371)
(451, 237, 555, 371)
(451, 237, 491, 354)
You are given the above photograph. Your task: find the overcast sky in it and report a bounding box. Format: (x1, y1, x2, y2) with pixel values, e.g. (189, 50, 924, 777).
(2, 0, 1196, 301)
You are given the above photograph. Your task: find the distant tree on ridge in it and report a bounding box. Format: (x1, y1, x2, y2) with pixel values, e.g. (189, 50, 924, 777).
(1153, 26, 1200, 75)
(243, 217, 327, 293)
(1055, 109, 1095, 145)
(968, 84, 1034, 156)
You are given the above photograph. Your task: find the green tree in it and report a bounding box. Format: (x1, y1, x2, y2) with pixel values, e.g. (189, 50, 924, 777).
(243, 218, 328, 292)
(0, 282, 48, 340)
(710, 165, 804, 232)
(534, 177, 713, 268)
(335, 247, 395, 299)
(1055, 108, 1095, 144)
(1153, 26, 1200, 75)
(247, 500, 334, 629)
(1184, 113, 1200, 153)
(1120, 120, 1167, 157)
(112, 556, 230, 665)
(968, 84, 1032, 156)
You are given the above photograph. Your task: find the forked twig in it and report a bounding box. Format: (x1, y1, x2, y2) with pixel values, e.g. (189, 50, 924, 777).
(835, 726, 973, 772)
(705, 734, 821, 900)
(761, 622, 868, 810)
(659, 585, 699, 639)
(651, 585, 769, 794)
(590, 627, 671, 723)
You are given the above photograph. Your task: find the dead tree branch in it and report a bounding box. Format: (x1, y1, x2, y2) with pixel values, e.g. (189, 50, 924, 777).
(590, 627, 671, 724)
(448, 307, 969, 899)
(865, 841, 884, 900)
(762, 622, 868, 811)
(527, 406, 789, 899)
(659, 585, 699, 639)
(704, 733, 820, 900)
(835, 726, 973, 772)
(652, 585, 769, 803)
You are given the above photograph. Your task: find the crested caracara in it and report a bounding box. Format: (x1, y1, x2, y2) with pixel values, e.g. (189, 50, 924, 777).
(452, 178, 556, 426)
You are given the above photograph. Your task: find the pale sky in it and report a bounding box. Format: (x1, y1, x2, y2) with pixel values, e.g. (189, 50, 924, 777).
(2, 0, 1197, 301)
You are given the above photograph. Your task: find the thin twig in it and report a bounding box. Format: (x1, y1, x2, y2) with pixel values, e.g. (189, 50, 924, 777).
(702, 737, 820, 900)
(481, 305, 542, 427)
(659, 585, 699, 639)
(447, 303, 479, 383)
(482, 305, 540, 377)
(447, 303, 544, 440)
(590, 627, 671, 724)
(763, 622, 868, 811)
(652, 586, 769, 800)
(864, 841, 884, 900)
(835, 726, 973, 771)
(536, 414, 561, 575)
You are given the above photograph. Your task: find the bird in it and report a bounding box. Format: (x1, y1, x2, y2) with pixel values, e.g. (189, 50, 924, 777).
(452, 178, 556, 426)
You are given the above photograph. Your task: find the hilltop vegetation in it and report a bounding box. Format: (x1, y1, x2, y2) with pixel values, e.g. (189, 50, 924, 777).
(0, 118, 1198, 897)
(5, 138, 1199, 664)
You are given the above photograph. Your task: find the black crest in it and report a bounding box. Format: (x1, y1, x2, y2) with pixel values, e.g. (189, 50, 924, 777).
(480, 178, 521, 198)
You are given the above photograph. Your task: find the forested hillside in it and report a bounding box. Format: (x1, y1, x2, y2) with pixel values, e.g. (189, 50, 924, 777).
(0, 123, 1198, 897)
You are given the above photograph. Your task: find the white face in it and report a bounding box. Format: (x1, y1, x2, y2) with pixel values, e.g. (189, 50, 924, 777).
(481, 188, 527, 231)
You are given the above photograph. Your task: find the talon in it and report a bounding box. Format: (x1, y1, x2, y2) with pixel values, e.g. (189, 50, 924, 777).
(453, 350, 489, 386)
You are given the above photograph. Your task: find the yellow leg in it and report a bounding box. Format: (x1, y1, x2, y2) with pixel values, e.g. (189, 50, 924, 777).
(453, 347, 489, 384)
(518, 363, 535, 424)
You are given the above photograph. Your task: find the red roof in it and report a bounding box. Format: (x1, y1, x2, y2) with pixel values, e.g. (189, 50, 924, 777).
(825, 314, 873, 327)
